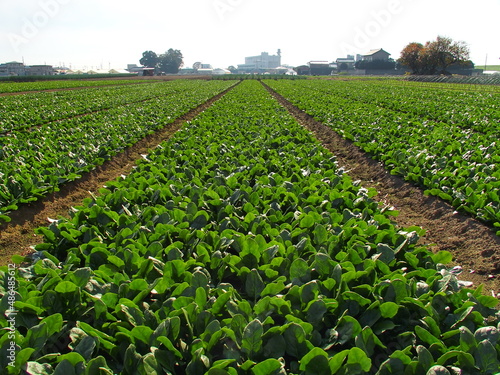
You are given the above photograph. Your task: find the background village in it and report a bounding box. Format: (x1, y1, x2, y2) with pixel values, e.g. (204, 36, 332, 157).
(0, 48, 486, 78)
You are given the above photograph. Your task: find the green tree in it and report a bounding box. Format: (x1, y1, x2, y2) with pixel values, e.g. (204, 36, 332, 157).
(158, 49, 184, 74)
(139, 51, 158, 68)
(426, 36, 470, 74)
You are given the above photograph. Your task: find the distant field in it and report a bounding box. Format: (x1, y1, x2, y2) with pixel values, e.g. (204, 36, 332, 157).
(482, 65, 500, 71)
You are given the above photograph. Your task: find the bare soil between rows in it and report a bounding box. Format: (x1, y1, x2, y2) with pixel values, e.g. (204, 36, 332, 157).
(0, 82, 237, 265)
(263, 81, 500, 296)
(2, 79, 500, 297)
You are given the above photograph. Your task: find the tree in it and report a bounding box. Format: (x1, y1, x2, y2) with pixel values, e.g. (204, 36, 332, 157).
(399, 42, 425, 74)
(426, 36, 470, 74)
(399, 36, 470, 75)
(139, 51, 158, 68)
(158, 49, 184, 74)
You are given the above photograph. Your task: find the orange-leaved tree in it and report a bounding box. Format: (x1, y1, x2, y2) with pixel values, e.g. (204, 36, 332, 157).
(399, 36, 470, 75)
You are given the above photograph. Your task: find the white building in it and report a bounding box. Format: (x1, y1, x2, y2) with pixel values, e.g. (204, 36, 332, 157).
(238, 50, 282, 72)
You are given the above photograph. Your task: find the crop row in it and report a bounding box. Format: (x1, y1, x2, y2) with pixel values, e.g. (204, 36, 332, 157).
(0, 79, 144, 94)
(287, 80, 500, 134)
(0, 80, 234, 220)
(0, 81, 200, 133)
(1, 80, 499, 374)
(265, 80, 500, 234)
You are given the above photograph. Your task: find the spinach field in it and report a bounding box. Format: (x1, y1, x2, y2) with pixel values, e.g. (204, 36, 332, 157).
(1, 79, 500, 374)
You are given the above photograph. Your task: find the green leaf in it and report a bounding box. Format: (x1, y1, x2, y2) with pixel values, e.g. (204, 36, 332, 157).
(131, 326, 154, 345)
(252, 358, 283, 375)
(335, 315, 362, 345)
(245, 269, 265, 300)
(373, 243, 395, 264)
(475, 340, 500, 374)
(10, 255, 27, 264)
(84, 356, 112, 375)
(207, 369, 231, 375)
(242, 319, 263, 359)
(313, 224, 328, 245)
(474, 326, 500, 345)
(380, 302, 399, 318)
(139, 353, 159, 375)
(261, 280, 286, 297)
(300, 214, 315, 228)
(124, 344, 141, 374)
(328, 350, 349, 373)
(459, 326, 476, 353)
(54, 281, 79, 294)
(74, 336, 97, 361)
(157, 337, 182, 359)
(346, 347, 371, 372)
(129, 279, 149, 291)
(306, 300, 327, 325)
(417, 345, 434, 370)
(191, 212, 208, 229)
(299, 347, 330, 374)
(263, 334, 286, 358)
(284, 323, 309, 359)
(56, 352, 86, 367)
(290, 258, 310, 285)
(415, 325, 443, 348)
(432, 251, 453, 264)
(53, 360, 78, 375)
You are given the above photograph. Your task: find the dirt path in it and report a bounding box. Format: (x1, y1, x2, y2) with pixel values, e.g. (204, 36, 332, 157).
(262, 81, 500, 296)
(0, 82, 238, 265)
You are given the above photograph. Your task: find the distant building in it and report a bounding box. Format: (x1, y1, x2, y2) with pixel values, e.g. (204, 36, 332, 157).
(0, 62, 55, 76)
(308, 61, 335, 76)
(336, 56, 356, 71)
(238, 50, 282, 72)
(26, 65, 55, 76)
(0, 61, 26, 76)
(361, 48, 391, 62)
(295, 65, 310, 75)
(126, 64, 154, 76)
(213, 68, 231, 75)
(197, 64, 214, 74)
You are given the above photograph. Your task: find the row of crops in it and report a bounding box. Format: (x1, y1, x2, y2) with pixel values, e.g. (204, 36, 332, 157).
(0, 81, 218, 133)
(1, 80, 500, 374)
(0, 80, 235, 221)
(0, 80, 144, 94)
(264, 79, 500, 235)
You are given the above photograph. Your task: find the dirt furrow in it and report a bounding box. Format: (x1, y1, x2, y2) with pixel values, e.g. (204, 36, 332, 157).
(0, 82, 239, 265)
(262, 80, 500, 296)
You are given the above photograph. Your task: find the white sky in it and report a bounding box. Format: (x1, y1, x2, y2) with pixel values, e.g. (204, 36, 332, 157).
(0, 0, 498, 70)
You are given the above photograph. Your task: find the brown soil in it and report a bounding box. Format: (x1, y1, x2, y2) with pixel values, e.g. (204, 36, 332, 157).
(262, 81, 500, 297)
(0, 82, 238, 265)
